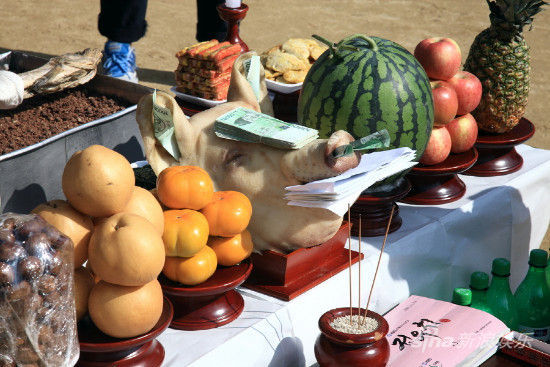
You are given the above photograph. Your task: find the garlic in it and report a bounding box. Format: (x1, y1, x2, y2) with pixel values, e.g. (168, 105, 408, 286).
(0, 70, 24, 109)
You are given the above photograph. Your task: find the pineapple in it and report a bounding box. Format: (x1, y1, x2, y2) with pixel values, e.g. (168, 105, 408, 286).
(464, 0, 547, 133)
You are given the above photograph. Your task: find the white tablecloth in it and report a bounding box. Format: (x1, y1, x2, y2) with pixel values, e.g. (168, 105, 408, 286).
(158, 144, 550, 366)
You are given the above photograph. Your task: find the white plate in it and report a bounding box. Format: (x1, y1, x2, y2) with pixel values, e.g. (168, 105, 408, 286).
(265, 79, 303, 94)
(170, 86, 226, 107)
(131, 160, 149, 169)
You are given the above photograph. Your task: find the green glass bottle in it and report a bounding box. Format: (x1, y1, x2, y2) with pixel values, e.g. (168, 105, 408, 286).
(486, 258, 518, 330)
(469, 271, 492, 314)
(452, 287, 472, 306)
(514, 249, 550, 342)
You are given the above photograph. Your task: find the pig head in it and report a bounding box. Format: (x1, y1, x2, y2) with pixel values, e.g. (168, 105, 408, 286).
(136, 54, 359, 253)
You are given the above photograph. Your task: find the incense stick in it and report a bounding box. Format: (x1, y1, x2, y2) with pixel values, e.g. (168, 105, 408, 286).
(347, 204, 352, 325)
(358, 214, 362, 322)
(362, 205, 394, 324)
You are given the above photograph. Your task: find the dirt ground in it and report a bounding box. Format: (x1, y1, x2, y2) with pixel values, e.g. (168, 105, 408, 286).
(1, 0, 548, 249)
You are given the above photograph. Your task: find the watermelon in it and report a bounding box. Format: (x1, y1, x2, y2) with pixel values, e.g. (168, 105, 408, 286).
(298, 34, 434, 168)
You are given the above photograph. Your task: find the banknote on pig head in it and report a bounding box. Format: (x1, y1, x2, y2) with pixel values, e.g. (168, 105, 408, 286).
(136, 52, 360, 253)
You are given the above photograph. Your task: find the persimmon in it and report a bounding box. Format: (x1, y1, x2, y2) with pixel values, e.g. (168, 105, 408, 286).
(201, 191, 252, 237)
(162, 247, 217, 286)
(208, 230, 253, 266)
(163, 209, 209, 257)
(156, 166, 214, 210)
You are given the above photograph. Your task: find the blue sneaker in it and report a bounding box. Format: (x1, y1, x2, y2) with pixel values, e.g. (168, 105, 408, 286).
(102, 41, 138, 83)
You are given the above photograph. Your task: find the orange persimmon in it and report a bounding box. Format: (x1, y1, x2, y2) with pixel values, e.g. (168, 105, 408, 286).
(162, 247, 217, 286)
(163, 209, 209, 257)
(208, 230, 253, 266)
(156, 166, 214, 210)
(201, 191, 252, 237)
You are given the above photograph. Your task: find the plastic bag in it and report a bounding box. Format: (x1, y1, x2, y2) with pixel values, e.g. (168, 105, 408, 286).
(0, 213, 79, 367)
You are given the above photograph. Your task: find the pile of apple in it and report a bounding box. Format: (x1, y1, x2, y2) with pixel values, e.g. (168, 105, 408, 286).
(414, 38, 482, 165)
(155, 165, 253, 286)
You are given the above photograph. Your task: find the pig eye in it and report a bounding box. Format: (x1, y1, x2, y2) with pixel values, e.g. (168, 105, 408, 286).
(224, 150, 246, 167)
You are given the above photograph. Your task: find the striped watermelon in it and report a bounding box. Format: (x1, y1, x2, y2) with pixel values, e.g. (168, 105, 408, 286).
(298, 35, 434, 165)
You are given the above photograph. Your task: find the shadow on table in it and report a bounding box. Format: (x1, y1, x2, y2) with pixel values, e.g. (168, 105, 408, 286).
(268, 337, 306, 367)
(3, 183, 46, 214)
(386, 185, 531, 302)
(137, 68, 174, 86)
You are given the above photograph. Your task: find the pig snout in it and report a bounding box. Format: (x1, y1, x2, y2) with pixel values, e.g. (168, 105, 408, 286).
(282, 130, 360, 183)
(325, 130, 360, 175)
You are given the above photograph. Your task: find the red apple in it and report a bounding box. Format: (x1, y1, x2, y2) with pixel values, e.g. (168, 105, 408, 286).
(420, 127, 452, 165)
(430, 80, 458, 126)
(414, 38, 462, 80)
(447, 71, 482, 115)
(445, 113, 478, 153)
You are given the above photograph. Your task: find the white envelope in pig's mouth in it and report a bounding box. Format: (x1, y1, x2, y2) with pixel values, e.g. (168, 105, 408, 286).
(285, 148, 417, 216)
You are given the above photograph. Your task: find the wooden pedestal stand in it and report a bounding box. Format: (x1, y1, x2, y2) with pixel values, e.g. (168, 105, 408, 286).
(349, 179, 411, 237)
(159, 261, 252, 330)
(217, 4, 249, 53)
(175, 99, 206, 117)
(77, 297, 173, 367)
(243, 222, 363, 301)
(272, 89, 300, 122)
(464, 118, 535, 176)
(402, 148, 478, 205)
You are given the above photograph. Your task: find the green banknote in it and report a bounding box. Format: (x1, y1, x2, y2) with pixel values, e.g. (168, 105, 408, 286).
(215, 107, 318, 149)
(152, 90, 180, 160)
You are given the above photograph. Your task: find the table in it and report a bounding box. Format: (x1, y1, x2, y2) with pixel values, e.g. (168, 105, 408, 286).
(157, 144, 550, 366)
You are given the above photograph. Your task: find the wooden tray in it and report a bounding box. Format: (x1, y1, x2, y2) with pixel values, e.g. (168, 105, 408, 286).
(77, 297, 173, 367)
(243, 222, 363, 301)
(159, 260, 252, 330)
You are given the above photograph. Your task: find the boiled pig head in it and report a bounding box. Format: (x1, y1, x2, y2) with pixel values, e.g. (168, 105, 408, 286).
(136, 54, 359, 253)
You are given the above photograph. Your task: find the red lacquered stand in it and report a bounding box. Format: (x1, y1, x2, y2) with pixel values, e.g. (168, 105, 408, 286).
(464, 117, 535, 176)
(175, 99, 207, 117)
(159, 261, 252, 330)
(217, 4, 249, 53)
(272, 89, 300, 122)
(77, 297, 173, 367)
(243, 222, 363, 301)
(314, 307, 390, 367)
(402, 148, 478, 205)
(350, 179, 411, 237)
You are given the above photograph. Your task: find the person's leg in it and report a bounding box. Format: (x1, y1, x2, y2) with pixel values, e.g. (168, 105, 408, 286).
(196, 0, 227, 42)
(98, 0, 148, 82)
(98, 0, 147, 43)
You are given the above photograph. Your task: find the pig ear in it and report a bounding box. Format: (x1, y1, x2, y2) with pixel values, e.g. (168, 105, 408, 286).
(135, 91, 194, 175)
(227, 52, 274, 116)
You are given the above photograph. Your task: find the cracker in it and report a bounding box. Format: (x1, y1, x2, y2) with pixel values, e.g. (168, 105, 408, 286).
(266, 50, 309, 73)
(283, 68, 309, 84)
(282, 39, 310, 60)
(309, 45, 327, 60)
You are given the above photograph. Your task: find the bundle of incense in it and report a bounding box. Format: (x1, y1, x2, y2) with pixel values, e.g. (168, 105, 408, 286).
(175, 65, 227, 79)
(176, 72, 231, 86)
(174, 40, 241, 100)
(175, 86, 227, 101)
(183, 54, 239, 72)
(175, 40, 219, 60)
(176, 80, 230, 95)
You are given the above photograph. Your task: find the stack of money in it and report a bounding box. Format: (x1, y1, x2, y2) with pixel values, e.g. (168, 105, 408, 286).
(215, 107, 319, 149)
(175, 40, 241, 100)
